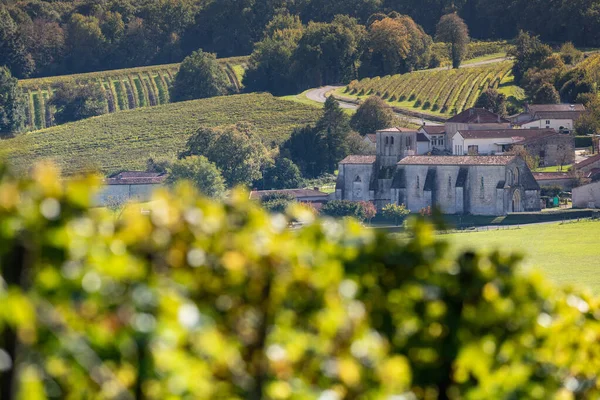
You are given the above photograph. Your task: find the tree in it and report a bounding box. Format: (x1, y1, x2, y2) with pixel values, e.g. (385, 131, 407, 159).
(359, 201, 377, 222)
(259, 157, 303, 190)
(509, 31, 553, 84)
(508, 146, 540, 170)
(475, 88, 506, 116)
(182, 124, 270, 187)
(259, 192, 297, 213)
(321, 200, 368, 221)
(291, 16, 366, 89)
(64, 14, 106, 73)
(360, 17, 410, 77)
(0, 67, 25, 137)
(243, 23, 302, 95)
(532, 82, 560, 104)
(49, 81, 106, 124)
(381, 203, 410, 225)
(559, 42, 584, 65)
(283, 97, 355, 178)
(351, 96, 395, 135)
(170, 49, 232, 102)
(435, 13, 469, 68)
(2, 161, 600, 399)
(166, 155, 226, 198)
(575, 97, 600, 135)
(0, 8, 34, 78)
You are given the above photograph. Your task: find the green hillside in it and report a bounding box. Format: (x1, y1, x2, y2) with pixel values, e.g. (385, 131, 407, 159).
(0, 93, 319, 175)
(18, 56, 249, 131)
(338, 61, 516, 117)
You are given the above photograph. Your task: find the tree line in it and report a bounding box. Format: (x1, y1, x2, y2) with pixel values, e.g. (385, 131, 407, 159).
(3, 0, 600, 80)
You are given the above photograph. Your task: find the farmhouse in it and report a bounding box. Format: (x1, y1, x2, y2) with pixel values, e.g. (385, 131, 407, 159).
(96, 171, 166, 206)
(511, 104, 585, 133)
(451, 128, 575, 166)
(335, 129, 541, 215)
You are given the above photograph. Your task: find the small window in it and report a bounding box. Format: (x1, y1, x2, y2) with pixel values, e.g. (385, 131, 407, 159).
(385, 136, 389, 145)
(468, 145, 479, 155)
(546, 120, 551, 125)
(354, 175, 362, 182)
(416, 175, 420, 189)
(448, 175, 452, 195)
(480, 176, 485, 197)
(391, 136, 394, 145)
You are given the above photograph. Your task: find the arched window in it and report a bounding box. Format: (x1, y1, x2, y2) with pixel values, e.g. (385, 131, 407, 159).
(448, 175, 452, 190)
(481, 176, 484, 190)
(480, 176, 485, 198)
(385, 136, 389, 145)
(354, 175, 362, 182)
(391, 136, 394, 145)
(507, 170, 513, 185)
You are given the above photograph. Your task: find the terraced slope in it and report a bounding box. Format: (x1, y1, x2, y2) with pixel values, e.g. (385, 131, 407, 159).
(0, 93, 319, 175)
(340, 62, 514, 117)
(19, 56, 248, 131)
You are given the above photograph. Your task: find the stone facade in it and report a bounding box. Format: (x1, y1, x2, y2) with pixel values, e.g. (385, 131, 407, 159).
(336, 153, 541, 216)
(518, 134, 575, 167)
(573, 180, 600, 209)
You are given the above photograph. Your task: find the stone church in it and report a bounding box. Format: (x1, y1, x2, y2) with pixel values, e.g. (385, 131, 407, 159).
(335, 128, 541, 215)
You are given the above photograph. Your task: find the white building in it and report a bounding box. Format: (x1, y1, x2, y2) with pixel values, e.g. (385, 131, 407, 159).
(451, 129, 556, 155)
(573, 180, 600, 209)
(96, 171, 166, 206)
(511, 104, 586, 133)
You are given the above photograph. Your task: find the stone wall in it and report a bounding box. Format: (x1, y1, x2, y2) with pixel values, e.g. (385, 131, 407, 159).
(522, 135, 575, 167)
(573, 181, 600, 208)
(337, 163, 374, 201)
(465, 165, 506, 215)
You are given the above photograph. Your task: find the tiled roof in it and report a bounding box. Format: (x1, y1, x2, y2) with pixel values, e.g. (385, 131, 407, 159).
(574, 153, 600, 169)
(105, 171, 166, 185)
(456, 128, 556, 140)
(417, 132, 430, 142)
(527, 104, 585, 113)
(532, 172, 573, 181)
(529, 111, 584, 120)
(398, 155, 517, 166)
(377, 127, 416, 133)
(365, 134, 377, 143)
(339, 155, 377, 164)
(250, 189, 328, 199)
(446, 108, 510, 124)
(421, 125, 445, 134)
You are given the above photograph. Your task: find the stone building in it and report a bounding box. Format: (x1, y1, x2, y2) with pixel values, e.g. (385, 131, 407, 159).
(511, 104, 585, 133)
(451, 128, 575, 167)
(96, 171, 166, 206)
(573, 180, 600, 209)
(335, 128, 541, 215)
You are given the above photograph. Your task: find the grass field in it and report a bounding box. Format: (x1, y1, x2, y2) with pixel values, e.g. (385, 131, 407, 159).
(338, 61, 516, 117)
(0, 93, 319, 175)
(18, 56, 249, 131)
(441, 220, 600, 292)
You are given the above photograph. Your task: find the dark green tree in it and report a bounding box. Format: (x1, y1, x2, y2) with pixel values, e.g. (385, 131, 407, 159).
(64, 14, 106, 73)
(243, 24, 302, 95)
(532, 82, 560, 104)
(49, 81, 106, 124)
(282, 125, 325, 178)
(351, 96, 395, 135)
(291, 16, 366, 89)
(182, 124, 270, 187)
(317, 96, 354, 173)
(166, 155, 226, 198)
(475, 88, 507, 116)
(0, 8, 34, 78)
(435, 13, 469, 69)
(259, 157, 304, 190)
(170, 49, 232, 102)
(0, 67, 25, 136)
(509, 31, 553, 84)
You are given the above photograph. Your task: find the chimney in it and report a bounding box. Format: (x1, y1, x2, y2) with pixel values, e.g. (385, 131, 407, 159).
(570, 104, 575, 110)
(314, 186, 320, 192)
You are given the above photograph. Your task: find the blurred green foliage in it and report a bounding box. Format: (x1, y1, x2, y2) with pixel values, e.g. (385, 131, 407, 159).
(0, 162, 599, 399)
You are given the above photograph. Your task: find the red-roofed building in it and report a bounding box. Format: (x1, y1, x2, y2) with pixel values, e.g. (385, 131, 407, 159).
(97, 171, 166, 206)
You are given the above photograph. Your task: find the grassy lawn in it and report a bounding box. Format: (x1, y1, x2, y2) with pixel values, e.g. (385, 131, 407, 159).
(535, 165, 572, 172)
(0, 93, 320, 175)
(441, 220, 600, 292)
(462, 52, 508, 65)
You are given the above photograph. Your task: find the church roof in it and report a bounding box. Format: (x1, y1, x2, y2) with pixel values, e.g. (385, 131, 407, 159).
(417, 132, 430, 142)
(421, 125, 445, 134)
(446, 108, 510, 124)
(377, 127, 416, 133)
(398, 155, 517, 166)
(365, 134, 377, 143)
(456, 167, 468, 187)
(339, 155, 377, 164)
(456, 128, 556, 140)
(391, 168, 406, 189)
(423, 168, 437, 191)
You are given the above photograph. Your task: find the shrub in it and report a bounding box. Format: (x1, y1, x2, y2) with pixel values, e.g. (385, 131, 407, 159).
(431, 103, 440, 111)
(321, 200, 367, 221)
(1, 163, 600, 398)
(389, 94, 397, 102)
(408, 93, 416, 101)
(575, 136, 593, 147)
(381, 203, 410, 225)
(422, 100, 431, 109)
